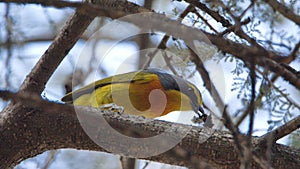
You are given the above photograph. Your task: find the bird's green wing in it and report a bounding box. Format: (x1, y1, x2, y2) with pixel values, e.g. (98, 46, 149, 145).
(61, 70, 156, 103)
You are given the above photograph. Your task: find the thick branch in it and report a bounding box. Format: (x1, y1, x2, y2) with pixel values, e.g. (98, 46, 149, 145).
(3, 0, 298, 112)
(204, 33, 300, 91)
(0, 6, 95, 131)
(0, 91, 299, 168)
(260, 115, 300, 143)
(18, 11, 93, 94)
(0, 0, 148, 95)
(0, 0, 150, 18)
(0, 0, 150, 130)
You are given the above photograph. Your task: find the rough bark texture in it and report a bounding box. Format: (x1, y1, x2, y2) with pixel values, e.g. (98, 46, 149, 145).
(0, 99, 299, 168)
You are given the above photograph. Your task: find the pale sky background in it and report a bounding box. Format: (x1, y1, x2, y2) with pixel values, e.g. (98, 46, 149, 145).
(1, 0, 299, 169)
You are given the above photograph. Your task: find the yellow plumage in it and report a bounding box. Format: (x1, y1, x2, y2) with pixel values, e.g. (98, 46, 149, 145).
(62, 69, 205, 119)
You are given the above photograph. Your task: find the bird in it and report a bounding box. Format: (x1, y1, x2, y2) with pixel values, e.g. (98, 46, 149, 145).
(62, 68, 206, 120)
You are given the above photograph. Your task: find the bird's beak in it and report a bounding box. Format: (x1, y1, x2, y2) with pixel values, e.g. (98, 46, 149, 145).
(191, 102, 207, 122)
(196, 106, 207, 122)
(199, 106, 205, 115)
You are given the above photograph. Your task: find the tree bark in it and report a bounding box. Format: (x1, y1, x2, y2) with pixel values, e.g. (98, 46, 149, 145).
(0, 97, 299, 168)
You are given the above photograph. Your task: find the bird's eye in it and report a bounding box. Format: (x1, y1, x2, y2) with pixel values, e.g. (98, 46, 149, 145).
(188, 87, 193, 91)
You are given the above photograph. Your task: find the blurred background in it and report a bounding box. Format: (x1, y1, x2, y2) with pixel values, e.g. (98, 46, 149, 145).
(0, 0, 299, 168)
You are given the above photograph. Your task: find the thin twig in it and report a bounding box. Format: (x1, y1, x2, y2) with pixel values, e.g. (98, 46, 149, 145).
(244, 54, 256, 169)
(142, 35, 170, 69)
(41, 150, 57, 169)
(262, 0, 300, 26)
(188, 45, 225, 111)
(236, 41, 300, 125)
(239, 0, 256, 19)
(260, 69, 300, 111)
(192, 8, 218, 33)
(218, 17, 251, 36)
(184, 0, 231, 27)
(204, 32, 300, 91)
(142, 161, 150, 169)
(142, 4, 195, 69)
(217, 0, 259, 47)
(288, 41, 300, 61)
(4, 3, 12, 87)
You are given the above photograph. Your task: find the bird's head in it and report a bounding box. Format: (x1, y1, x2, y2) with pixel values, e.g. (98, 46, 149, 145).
(145, 69, 207, 121)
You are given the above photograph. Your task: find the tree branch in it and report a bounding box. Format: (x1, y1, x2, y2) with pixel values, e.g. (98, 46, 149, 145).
(182, 0, 231, 27)
(204, 33, 300, 91)
(18, 11, 94, 94)
(0, 0, 150, 127)
(5, 0, 296, 111)
(263, 0, 300, 26)
(0, 0, 150, 17)
(0, 90, 299, 168)
(260, 115, 300, 143)
(0, 1, 299, 168)
(0, 4, 96, 134)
